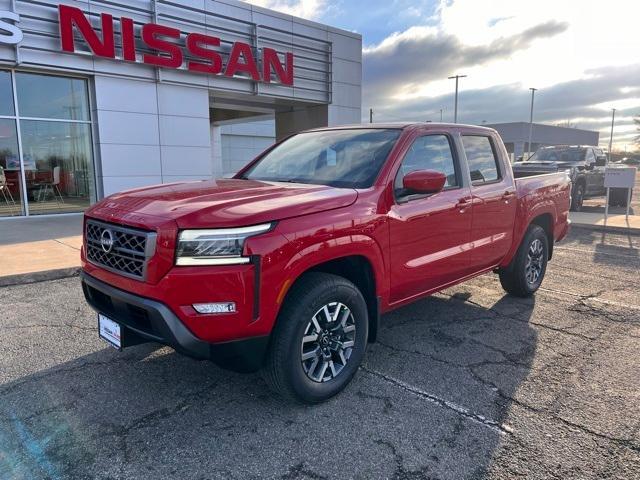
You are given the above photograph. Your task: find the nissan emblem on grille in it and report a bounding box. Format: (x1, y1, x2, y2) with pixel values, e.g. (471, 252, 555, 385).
(85, 220, 156, 280)
(100, 229, 114, 253)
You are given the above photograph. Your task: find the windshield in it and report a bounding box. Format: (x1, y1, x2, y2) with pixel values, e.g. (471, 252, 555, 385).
(527, 147, 586, 163)
(240, 129, 401, 188)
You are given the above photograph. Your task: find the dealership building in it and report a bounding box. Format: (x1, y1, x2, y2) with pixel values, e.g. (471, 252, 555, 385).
(0, 0, 362, 219)
(486, 122, 600, 161)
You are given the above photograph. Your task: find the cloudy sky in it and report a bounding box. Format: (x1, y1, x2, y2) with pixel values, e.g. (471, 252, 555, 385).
(247, 0, 639, 151)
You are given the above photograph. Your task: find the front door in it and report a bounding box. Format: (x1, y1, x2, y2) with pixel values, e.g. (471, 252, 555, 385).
(584, 148, 604, 195)
(461, 134, 517, 271)
(389, 133, 472, 304)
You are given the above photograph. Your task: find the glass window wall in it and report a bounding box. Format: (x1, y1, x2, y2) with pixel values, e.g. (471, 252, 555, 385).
(0, 71, 95, 218)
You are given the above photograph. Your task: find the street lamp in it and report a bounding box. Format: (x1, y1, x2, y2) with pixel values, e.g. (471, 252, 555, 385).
(607, 108, 616, 165)
(448, 75, 466, 123)
(526, 87, 537, 160)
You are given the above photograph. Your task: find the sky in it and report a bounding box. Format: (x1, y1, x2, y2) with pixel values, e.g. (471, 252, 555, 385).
(246, 0, 640, 151)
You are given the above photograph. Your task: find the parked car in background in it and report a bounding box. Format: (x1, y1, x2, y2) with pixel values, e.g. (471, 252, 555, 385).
(513, 145, 607, 211)
(622, 157, 640, 166)
(81, 123, 570, 403)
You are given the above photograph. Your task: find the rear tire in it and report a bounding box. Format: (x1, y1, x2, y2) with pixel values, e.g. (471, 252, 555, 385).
(570, 183, 585, 211)
(262, 272, 368, 403)
(499, 224, 549, 297)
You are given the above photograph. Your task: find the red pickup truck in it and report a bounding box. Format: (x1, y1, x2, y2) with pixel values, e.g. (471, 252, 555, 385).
(81, 123, 570, 403)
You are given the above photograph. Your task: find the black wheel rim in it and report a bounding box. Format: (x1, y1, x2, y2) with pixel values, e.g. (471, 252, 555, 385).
(300, 302, 356, 383)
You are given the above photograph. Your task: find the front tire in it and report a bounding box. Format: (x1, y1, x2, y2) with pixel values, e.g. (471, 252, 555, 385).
(262, 272, 368, 403)
(499, 224, 549, 297)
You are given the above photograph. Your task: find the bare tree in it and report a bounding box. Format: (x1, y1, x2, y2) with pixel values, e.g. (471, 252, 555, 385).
(635, 116, 640, 146)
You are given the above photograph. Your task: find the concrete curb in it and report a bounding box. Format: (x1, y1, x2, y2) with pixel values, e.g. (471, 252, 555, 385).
(0, 267, 81, 287)
(570, 223, 640, 236)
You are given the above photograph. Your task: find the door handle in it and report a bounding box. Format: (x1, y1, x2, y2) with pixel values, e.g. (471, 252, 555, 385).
(502, 190, 515, 200)
(455, 197, 470, 209)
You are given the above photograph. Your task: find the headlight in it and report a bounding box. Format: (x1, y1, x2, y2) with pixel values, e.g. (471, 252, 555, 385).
(176, 223, 273, 266)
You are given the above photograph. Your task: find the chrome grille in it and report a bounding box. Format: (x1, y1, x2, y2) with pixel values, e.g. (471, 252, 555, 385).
(85, 220, 157, 280)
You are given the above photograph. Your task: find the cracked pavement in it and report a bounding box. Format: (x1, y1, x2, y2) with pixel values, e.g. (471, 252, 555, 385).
(1, 227, 639, 479)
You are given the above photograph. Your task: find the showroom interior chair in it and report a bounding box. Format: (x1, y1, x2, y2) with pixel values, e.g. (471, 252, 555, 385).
(35, 165, 65, 204)
(0, 165, 19, 215)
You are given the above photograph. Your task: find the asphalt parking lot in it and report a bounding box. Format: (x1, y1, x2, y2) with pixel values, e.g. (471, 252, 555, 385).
(1, 227, 639, 479)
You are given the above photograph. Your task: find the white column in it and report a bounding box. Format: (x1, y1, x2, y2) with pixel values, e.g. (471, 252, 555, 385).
(94, 78, 213, 196)
(328, 29, 362, 126)
(93, 77, 162, 197)
(157, 84, 212, 184)
(211, 124, 223, 177)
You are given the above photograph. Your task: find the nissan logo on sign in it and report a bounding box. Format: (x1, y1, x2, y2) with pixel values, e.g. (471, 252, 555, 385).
(57, 5, 294, 86)
(0, 11, 23, 45)
(0, 5, 295, 85)
(100, 229, 115, 253)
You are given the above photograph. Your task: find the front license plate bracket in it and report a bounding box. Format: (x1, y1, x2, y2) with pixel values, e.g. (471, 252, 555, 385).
(98, 313, 122, 350)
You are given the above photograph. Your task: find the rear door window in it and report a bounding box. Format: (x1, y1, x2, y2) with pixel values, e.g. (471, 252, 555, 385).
(462, 135, 501, 185)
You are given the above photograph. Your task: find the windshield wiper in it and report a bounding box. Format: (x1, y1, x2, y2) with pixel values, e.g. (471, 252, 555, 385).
(266, 178, 313, 185)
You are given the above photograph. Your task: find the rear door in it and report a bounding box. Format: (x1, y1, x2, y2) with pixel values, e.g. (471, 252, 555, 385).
(388, 132, 472, 303)
(461, 134, 517, 272)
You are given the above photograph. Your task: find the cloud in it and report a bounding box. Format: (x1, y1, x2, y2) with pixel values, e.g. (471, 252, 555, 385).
(363, 20, 568, 103)
(244, 0, 639, 149)
(242, 0, 326, 19)
(361, 0, 640, 150)
(488, 16, 516, 27)
(371, 63, 640, 147)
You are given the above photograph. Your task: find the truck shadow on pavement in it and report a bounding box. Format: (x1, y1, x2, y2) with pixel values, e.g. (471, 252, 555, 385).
(0, 291, 536, 479)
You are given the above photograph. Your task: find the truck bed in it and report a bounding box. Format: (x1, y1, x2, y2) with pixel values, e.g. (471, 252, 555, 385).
(512, 166, 563, 179)
(514, 171, 570, 199)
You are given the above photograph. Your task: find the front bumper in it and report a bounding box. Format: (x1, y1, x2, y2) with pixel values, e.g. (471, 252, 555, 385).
(81, 272, 269, 372)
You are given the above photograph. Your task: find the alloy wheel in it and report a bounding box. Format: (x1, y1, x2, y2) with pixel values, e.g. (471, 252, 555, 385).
(525, 238, 544, 286)
(300, 302, 356, 383)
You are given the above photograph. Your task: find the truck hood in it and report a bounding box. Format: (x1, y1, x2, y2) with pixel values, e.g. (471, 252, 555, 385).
(90, 179, 358, 228)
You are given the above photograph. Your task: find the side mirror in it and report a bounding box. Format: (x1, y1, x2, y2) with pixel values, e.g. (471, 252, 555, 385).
(595, 156, 607, 167)
(402, 170, 447, 194)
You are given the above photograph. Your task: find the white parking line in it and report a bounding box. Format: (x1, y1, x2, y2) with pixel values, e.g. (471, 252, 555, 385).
(539, 286, 640, 311)
(361, 365, 513, 435)
(555, 246, 639, 258)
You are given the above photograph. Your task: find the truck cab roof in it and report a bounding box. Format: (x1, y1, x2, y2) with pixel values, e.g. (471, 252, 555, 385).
(303, 122, 498, 135)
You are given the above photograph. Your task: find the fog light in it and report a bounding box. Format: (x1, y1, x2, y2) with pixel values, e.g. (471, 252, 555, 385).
(192, 302, 236, 314)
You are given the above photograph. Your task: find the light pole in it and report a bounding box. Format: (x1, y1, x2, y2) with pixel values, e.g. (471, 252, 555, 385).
(448, 74, 466, 123)
(607, 108, 616, 165)
(440, 109, 443, 122)
(526, 87, 537, 160)
(604, 108, 617, 225)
